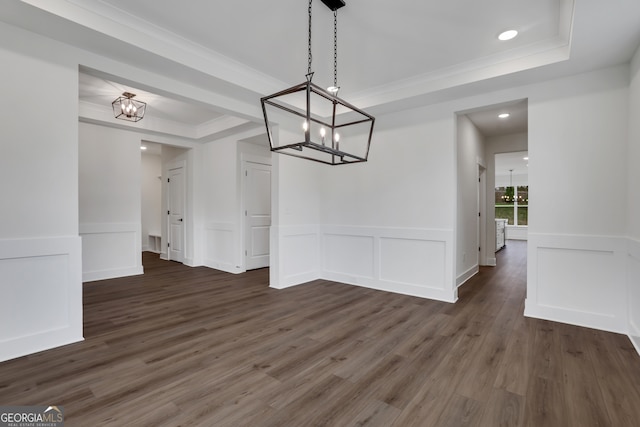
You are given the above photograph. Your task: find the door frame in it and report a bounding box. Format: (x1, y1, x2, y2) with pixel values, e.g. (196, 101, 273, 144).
(165, 160, 187, 263)
(478, 164, 487, 266)
(241, 153, 272, 271)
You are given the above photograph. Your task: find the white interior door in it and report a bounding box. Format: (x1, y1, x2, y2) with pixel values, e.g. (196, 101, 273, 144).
(167, 165, 185, 263)
(244, 160, 271, 270)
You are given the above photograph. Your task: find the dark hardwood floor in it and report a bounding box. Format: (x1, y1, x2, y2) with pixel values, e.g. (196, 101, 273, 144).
(1, 241, 640, 426)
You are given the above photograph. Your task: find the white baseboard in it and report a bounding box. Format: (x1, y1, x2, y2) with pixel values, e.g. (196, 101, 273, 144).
(525, 299, 624, 334)
(204, 259, 243, 274)
(270, 271, 319, 289)
(83, 266, 144, 283)
(457, 264, 479, 288)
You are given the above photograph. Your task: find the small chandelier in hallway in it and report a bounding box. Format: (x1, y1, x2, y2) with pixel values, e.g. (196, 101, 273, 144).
(112, 92, 146, 122)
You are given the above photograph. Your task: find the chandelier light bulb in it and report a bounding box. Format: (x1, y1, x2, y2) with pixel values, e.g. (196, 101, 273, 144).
(320, 127, 326, 138)
(302, 121, 309, 132)
(334, 133, 340, 142)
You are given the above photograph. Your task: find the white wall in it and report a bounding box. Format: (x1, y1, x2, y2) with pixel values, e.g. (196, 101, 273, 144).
(270, 128, 323, 288)
(141, 151, 162, 251)
(525, 66, 629, 333)
(628, 45, 640, 352)
(0, 22, 83, 362)
(273, 64, 634, 331)
(272, 108, 458, 302)
(79, 122, 143, 281)
(456, 114, 485, 286)
(199, 131, 272, 274)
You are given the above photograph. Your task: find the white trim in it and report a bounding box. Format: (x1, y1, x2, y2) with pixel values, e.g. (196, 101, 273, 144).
(0, 236, 83, 362)
(203, 222, 243, 274)
(271, 225, 457, 302)
(627, 238, 640, 355)
(321, 226, 457, 303)
(457, 264, 479, 288)
(79, 222, 142, 282)
(270, 224, 321, 289)
(525, 233, 627, 333)
(83, 267, 143, 283)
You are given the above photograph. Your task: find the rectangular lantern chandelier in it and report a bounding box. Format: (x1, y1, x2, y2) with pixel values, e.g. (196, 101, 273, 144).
(260, 0, 375, 165)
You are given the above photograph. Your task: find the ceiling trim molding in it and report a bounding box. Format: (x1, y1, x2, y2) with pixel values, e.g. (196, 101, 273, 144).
(196, 116, 252, 140)
(79, 100, 198, 139)
(21, 0, 288, 95)
(21, 0, 578, 112)
(350, 0, 575, 109)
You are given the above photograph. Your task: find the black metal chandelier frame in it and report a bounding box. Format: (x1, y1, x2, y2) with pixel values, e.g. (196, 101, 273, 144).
(260, 0, 375, 165)
(112, 91, 146, 122)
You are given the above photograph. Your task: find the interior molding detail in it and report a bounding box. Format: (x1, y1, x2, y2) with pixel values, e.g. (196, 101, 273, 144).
(457, 264, 480, 288)
(320, 226, 456, 302)
(0, 236, 83, 363)
(627, 238, 640, 355)
(79, 222, 142, 282)
(525, 233, 627, 333)
(270, 225, 321, 289)
(204, 222, 242, 274)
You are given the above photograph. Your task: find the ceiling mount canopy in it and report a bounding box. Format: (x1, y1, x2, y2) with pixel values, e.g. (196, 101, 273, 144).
(320, 0, 345, 11)
(260, 0, 375, 165)
(112, 92, 146, 122)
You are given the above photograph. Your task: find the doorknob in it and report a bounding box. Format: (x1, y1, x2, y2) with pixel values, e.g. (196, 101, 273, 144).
(178, 218, 183, 222)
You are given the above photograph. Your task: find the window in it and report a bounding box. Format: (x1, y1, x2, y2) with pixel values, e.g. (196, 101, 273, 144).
(495, 185, 528, 225)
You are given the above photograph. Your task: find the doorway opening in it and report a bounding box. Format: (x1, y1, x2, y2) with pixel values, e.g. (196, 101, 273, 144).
(494, 151, 529, 250)
(455, 98, 528, 290)
(140, 141, 190, 266)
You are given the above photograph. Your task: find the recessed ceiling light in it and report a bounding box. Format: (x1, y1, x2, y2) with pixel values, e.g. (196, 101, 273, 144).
(498, 30, 518, 41)
(140, 146, 147, 150)
(523, 156, 529, 160)
(498, 113, 510, 119)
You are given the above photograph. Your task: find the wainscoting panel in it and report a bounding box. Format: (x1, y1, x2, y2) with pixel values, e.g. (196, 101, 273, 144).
(80, 223, 142, 282)
(628, 238, 640, 355)
(271, 225, 320, 289)
(525, 233, 626, 333)
(203, 222, 241, 274)
(379, 237, 445, 289)
(324, 234, 375, 279)
(321, 226, 456, 302)
(0, 236, 83, 362)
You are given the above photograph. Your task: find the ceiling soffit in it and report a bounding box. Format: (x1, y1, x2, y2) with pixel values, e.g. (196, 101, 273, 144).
(19, 0, 575, 110)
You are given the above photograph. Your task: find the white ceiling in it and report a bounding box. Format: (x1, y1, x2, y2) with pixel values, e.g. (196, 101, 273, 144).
(4, 0, 640, 140)
(79, 73, 224, 126)
(495, 151, 529, 179)
(464, 99, 528, 137)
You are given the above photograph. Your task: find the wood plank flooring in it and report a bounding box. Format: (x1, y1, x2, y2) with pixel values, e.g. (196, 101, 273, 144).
(1, 241, 640, 426)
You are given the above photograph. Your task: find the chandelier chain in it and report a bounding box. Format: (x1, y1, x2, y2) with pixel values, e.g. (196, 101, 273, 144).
(333, 9, 338, 88)
(308, 0, 313, 75)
